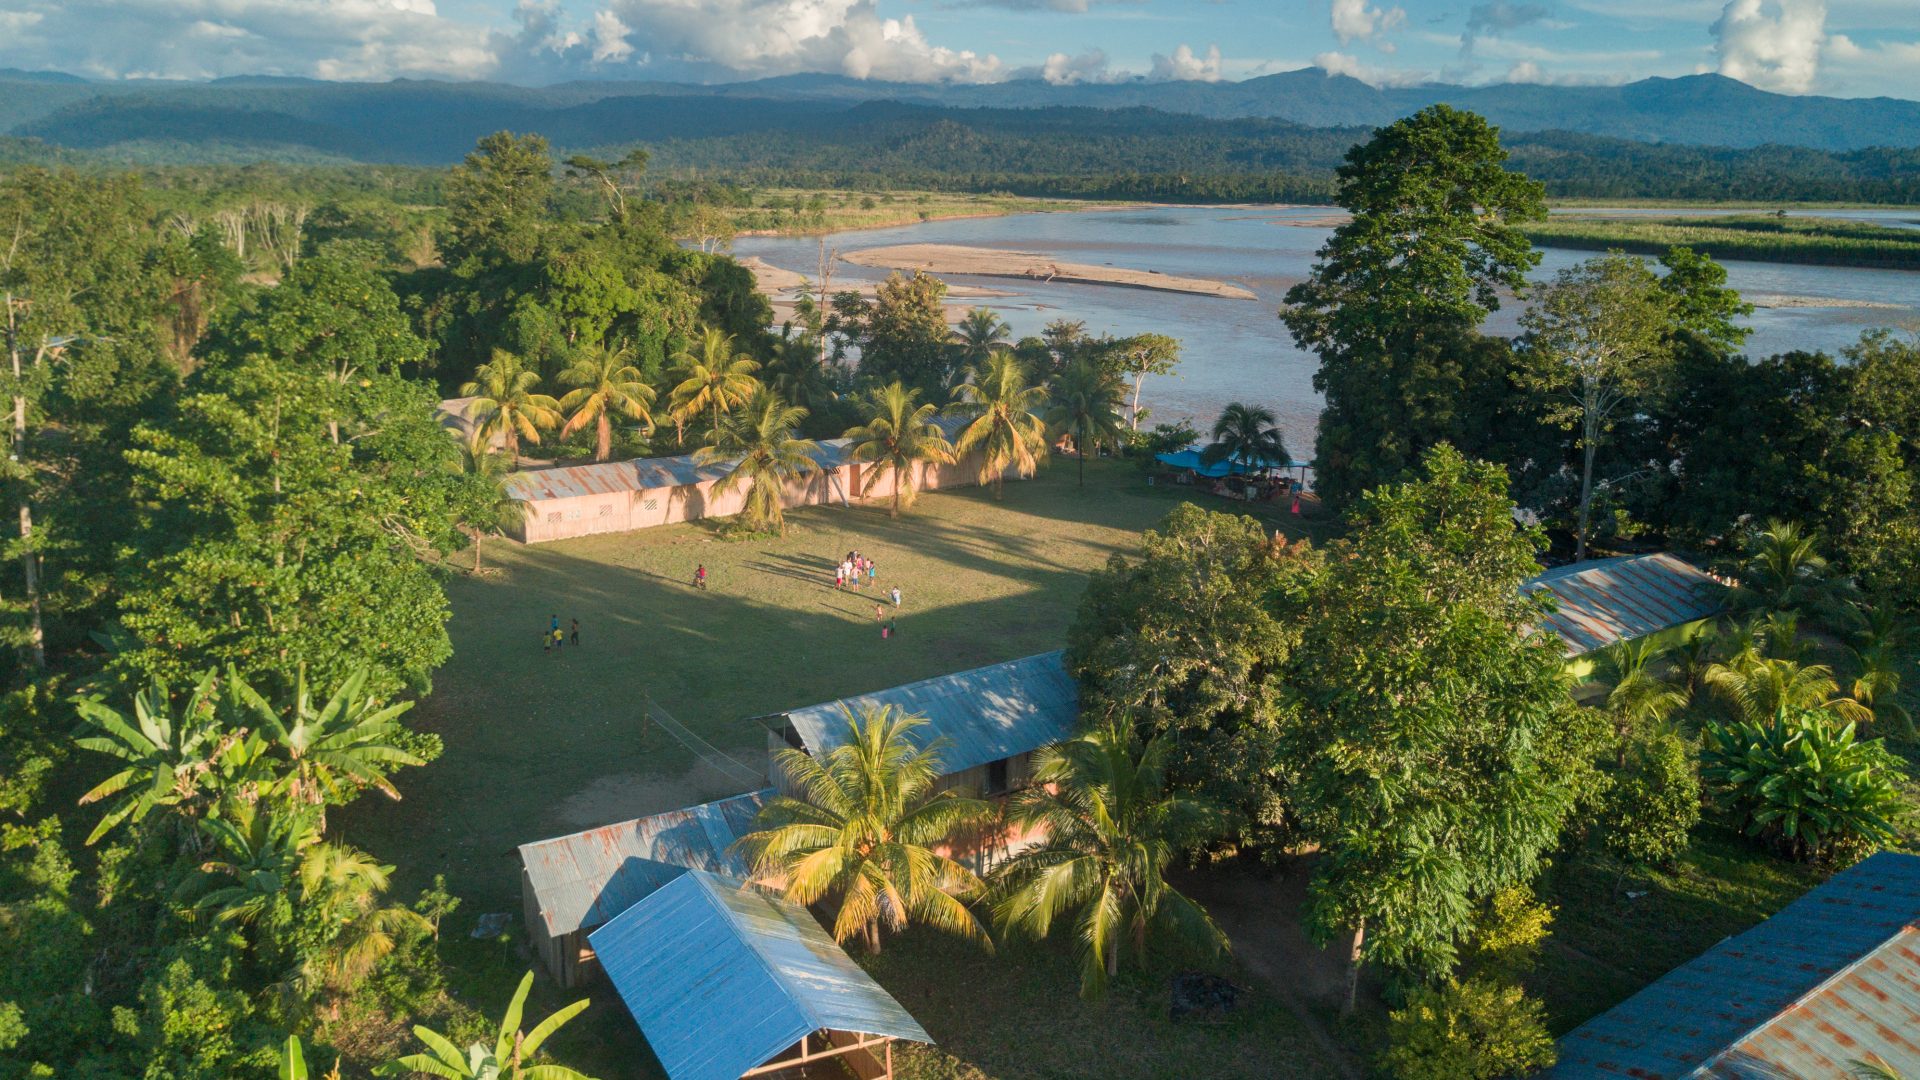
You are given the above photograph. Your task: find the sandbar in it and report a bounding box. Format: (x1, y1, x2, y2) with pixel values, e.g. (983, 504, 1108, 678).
(841, 243, 1259, 301)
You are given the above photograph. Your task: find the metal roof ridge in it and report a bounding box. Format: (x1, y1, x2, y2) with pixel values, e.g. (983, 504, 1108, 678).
(785, 649, 1067, 713)
(689, 869, 842, 1033)
(516, 787, 774, 858)
(1690, 918, 1920, 1077)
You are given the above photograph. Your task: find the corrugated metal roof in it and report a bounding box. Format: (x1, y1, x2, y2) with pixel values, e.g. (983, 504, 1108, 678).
(783, 651, 1078, 778)
(517, 789, 769, 936)
(1546, 852, 1920, 1080)
(502, 439, 853, 503)
(589, 869, 931, 1080)
(1522, 553, 1723, 656)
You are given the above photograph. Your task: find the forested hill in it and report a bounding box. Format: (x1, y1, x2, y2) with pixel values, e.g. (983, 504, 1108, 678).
(3, 68, 1919, 159)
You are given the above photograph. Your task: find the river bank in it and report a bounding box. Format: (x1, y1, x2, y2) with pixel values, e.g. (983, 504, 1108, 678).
(841, 243, 1259, 300)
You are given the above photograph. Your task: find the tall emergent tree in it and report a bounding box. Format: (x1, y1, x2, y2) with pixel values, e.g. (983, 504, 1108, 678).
(443, 131, 556, 269)
(843, 381, 955, 517)
(1284, 445, 1601, 1011)
(1282, 106, 1547, 507)
(1117, 333, 1181, 431)
(950, 351, 1050, 498)
(1520, 253, 1673, 561)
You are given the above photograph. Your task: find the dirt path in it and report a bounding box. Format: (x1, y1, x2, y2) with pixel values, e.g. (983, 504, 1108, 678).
(1180, 860, 1367, 1080)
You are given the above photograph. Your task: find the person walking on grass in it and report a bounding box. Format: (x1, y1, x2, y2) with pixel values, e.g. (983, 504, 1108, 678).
(875, 603, 885, 621)
(835, 562, 846, 589)
(570, 618, 581, 647)
(552, 626, 565, 651)
(867, 559, 877, 587)
(890, 585, 901, 608)
(543, 627, 552, 653)
(694, 564, 708, 591)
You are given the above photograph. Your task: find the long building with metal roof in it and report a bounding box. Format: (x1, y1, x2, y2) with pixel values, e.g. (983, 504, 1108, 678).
(773, 650, 1079, 794)
(517, 789, 768, 988)
(591, 869, 932, 1080)
(1522, 552, 1723, 657)
(1544, 851, 1920, 1079)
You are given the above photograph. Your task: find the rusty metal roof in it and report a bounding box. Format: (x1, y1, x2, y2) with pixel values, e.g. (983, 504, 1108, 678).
(590, 869, 931, 1080)
(1522, 553, 1723, 657)
(783, 651, 1077, 778)
(517, 789, 769, 937)
(502, 439, 853, 503)
(1546, 852, 1920, 1079)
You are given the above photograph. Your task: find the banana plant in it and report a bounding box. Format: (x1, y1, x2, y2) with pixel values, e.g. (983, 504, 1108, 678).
(376, 971, 594, 1079)
(74, 671, 265, 844)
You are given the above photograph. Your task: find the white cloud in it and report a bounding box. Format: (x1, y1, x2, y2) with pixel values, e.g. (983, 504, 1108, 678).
(589, 9, 632, 62)
(1331, 0, 1406, 46)
(1711, 0, 1827, 93)
(1149, 43, 1222, 82)
(1313, 49, 1429, 85)
(1036, 48, 1114, 84)
(597, 0, 1003, 82)
(1461, 1, 1550, 56)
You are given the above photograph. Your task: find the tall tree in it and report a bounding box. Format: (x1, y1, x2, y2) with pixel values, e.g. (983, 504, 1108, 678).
(458, 349, 562, 459)
(852, 271, 954, 390)
(1282, 106, 1547, 507)
(951, 307, 1011, 369)
(1657, 246, 1752, 355)
(693, 388, 818, 535)
(556, 342, 655, 461)
(741, 704, 993, 954)
(452, 431, 522, 572)
(843, 382, 955, 517)
(1520, 253, 1673, 561)
(442, 131, 554, 269)
(1043, 358, 1128, 487)
(949, 351, 1050, 498)
(668, 326, 761, 446)
(993, 718, 1226, 999)
(1116, 333, 1181, 431)
(1284, 445, 1602, 1011)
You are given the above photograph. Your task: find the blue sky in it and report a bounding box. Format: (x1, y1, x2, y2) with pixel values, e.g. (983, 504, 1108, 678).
(1, 0, 1915, 98)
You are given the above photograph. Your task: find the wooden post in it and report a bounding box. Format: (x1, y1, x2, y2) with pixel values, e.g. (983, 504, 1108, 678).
(885, 1039, 893, 1080)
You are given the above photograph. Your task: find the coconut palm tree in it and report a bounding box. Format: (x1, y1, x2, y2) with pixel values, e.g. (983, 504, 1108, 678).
(738, 703, 994, 955)
(75, 672, 261, 845)
(767, 324, 836, 413)
(1847, 608, 1915, 736)
(459, 349, 562, 458)
(190, 803, 319, 924)
(669, 326, 761, 445)
(1200, 402, 1288, 476)
(844, 382, 955, 517)
(992, 718, 1225, 1000)
(376, 971, 594, 1080)
(453, 430, 521, 573)
(556, 342, 655, 462)
(949, 351, 1049, 499)
(1594, 638, 1689, 766)
(951, 307, 1011, 367)
(693, 388, 819, 535)
(296, 843, 430, 996)
(231, 666, 423, 824)
(1706, 654, 1873, 726)
(1727, 519, 1852, 617)
(1043, 358, 1129, 487)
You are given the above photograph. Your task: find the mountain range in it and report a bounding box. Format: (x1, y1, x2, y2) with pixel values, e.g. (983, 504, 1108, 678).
(1, 67, 1917, 165)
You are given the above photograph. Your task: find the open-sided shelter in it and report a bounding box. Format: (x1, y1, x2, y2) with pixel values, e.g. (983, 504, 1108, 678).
(590, 869, 932, 1080)
(518, 789, 768, 988)
(1522, 552, 1722, 657)
(1543, 851, 1920, 1078)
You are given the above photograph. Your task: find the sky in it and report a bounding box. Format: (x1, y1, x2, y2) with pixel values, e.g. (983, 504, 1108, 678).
(0, 0, 1916, 98)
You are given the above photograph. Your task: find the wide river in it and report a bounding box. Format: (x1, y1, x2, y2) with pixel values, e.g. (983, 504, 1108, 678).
(734, 206, 1920, 457)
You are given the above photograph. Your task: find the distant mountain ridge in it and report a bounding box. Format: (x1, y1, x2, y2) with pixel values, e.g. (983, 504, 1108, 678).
(0, 67, 1915, 164)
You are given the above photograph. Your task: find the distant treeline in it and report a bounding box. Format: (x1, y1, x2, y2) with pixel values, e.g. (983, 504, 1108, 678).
(1526, 214, 1920, 270)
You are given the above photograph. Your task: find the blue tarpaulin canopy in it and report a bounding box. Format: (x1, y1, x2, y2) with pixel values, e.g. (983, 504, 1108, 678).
(1154, 449, 1311, 479)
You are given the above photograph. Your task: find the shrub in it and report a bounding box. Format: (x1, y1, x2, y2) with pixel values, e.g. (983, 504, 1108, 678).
(1602, 730, 1702, 867)
(1464, 886, 1553, 980)
(1701, 708, 1907, 865)
(1379, 977, 1557, 1080)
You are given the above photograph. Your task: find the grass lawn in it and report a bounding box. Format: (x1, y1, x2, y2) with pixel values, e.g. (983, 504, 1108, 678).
(334, 457, 1331, 1079)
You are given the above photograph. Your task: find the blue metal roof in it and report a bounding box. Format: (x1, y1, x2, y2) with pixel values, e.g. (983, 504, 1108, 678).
(1546, 852, 1920, 1079)
(504, 439, 851, 503)
(783, 651, 1078, 777)
(590, 870, 931, 1080)
(517, 789, 769, 937)
(1522, 553, 1723, 656)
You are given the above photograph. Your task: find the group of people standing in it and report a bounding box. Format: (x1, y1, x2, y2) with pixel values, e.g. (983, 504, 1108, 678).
(543, 614, 580, 652)
(835, 551, 877, 591)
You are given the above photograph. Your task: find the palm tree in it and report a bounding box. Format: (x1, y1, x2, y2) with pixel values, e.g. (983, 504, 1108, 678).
(376, 971, 594, 1080)
(1847, 608, 1915, 736)
(231, 667, 423, 825)
(951, 307, 1011, 367)
(844, 382, 955, 517)
(1706, 654, 1873, 726)
(459, 349, 562, 458)
(556, 343, 655, 462)
(1594, 638, 1689, 766)
(75, 672, 259, 845)
(1043, 358, 1129, 487)
(1200, 402, 1288, 476)
(668, 326, 760, 446)
(767, 324, 836, 413)
(693, 388, 819, 535)
(1727, 519, 1851, 617)
(1668, 619, 1719, 704)
(190, 803, 319, 924)
(453, 430, 521, 573)
(949, 351, 1049, 499)
(738, 703, 994, 955)
(992, 718, 1225, 1000)
(296, 842, 430, 996)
